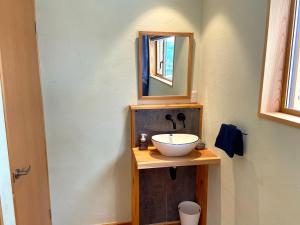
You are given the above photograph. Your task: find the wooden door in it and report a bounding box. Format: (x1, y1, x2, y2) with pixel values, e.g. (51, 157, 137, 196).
(0, 0, 52, 225)
(0, 199, 3, 225)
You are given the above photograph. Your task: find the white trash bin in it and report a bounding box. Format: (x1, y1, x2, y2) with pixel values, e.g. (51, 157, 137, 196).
(178, 201, 201, 225)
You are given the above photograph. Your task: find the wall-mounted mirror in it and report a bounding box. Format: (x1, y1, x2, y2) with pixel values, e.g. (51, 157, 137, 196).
(138, 31, 194, 100)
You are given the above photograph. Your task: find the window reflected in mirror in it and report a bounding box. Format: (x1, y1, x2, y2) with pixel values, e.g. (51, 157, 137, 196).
(149, 36, 175, 86)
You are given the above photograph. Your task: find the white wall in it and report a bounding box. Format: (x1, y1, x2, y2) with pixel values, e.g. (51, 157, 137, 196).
(173, 37, 189, 95)
(199, 1, 300, 225)
(0, 85, 16, 225)
(35, 0, 202, 224)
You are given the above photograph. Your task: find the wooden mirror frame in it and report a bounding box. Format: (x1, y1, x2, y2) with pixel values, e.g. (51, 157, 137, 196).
(138, 31, 194, 100)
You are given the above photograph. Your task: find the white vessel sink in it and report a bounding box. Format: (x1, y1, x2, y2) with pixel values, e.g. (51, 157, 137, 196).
(151, 134, 199, 157)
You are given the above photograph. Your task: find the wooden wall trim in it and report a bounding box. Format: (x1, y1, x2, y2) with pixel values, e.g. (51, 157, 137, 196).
(196, 165, 208, 225)
(131, 152, 139, 225)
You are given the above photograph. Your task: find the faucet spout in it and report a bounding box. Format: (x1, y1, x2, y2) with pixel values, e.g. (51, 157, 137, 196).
(172, 121, 176, 130)
(165, 114, 177, 130)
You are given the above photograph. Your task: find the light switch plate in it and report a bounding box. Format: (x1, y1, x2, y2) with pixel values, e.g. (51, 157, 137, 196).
(191, 90, 198, 103)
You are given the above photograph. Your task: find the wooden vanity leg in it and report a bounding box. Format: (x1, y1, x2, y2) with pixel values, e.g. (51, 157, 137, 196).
(196, 165, 209, 225)
(132, 153, 139, 225)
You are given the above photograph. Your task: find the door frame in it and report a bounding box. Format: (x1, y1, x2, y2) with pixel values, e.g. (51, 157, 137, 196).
(0, 198, 3, 225)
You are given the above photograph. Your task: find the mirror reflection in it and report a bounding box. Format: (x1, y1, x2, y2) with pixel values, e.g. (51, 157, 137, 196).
(140, 32, 193, 98)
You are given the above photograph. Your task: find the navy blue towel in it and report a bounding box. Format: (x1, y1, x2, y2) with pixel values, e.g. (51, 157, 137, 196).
(215, 124, 244, 158)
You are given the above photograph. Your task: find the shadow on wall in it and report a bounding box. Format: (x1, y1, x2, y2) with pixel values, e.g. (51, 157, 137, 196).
(202, 0, 268, 63)
(113, 110, 132, 221)
(64, 109, 132, 225)
(208, 155, 259, 225)
(199, 1, 274, 225)
(233, 158, 259, 225)
(37, 1, 203, 59)
(200, 0, 268, 114)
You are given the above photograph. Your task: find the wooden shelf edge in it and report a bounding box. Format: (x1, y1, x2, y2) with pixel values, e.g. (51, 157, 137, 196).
(130, 104, 203, 111)
(137, 158, 220, 170)
(132, 148, 220, 170)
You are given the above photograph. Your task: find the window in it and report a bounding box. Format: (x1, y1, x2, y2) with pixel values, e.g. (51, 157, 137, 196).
(282, 0, 300, 115)
(149, 36, 175, 85)
(259, 0, 300, 128)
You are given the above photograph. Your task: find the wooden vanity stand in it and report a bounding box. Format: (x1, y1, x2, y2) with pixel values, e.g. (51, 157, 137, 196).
(130, 104, 220, 225)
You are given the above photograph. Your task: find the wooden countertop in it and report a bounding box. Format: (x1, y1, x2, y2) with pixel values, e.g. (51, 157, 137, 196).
(132, 147, 220, 170)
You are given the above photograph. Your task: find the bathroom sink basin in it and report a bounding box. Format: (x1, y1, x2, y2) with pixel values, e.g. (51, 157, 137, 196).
(151, 134, 199, 157)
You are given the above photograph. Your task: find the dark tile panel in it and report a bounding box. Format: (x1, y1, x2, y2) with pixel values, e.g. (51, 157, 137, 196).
(140, 168, 167, 225)
(140, 167, 196, 225)
(135, 108, 200, 147)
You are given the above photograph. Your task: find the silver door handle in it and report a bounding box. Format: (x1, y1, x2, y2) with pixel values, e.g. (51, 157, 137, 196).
(14, 166, 31, 180)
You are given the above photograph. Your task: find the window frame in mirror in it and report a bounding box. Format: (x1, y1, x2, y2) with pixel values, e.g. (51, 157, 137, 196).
(138, 31, 194, 100)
